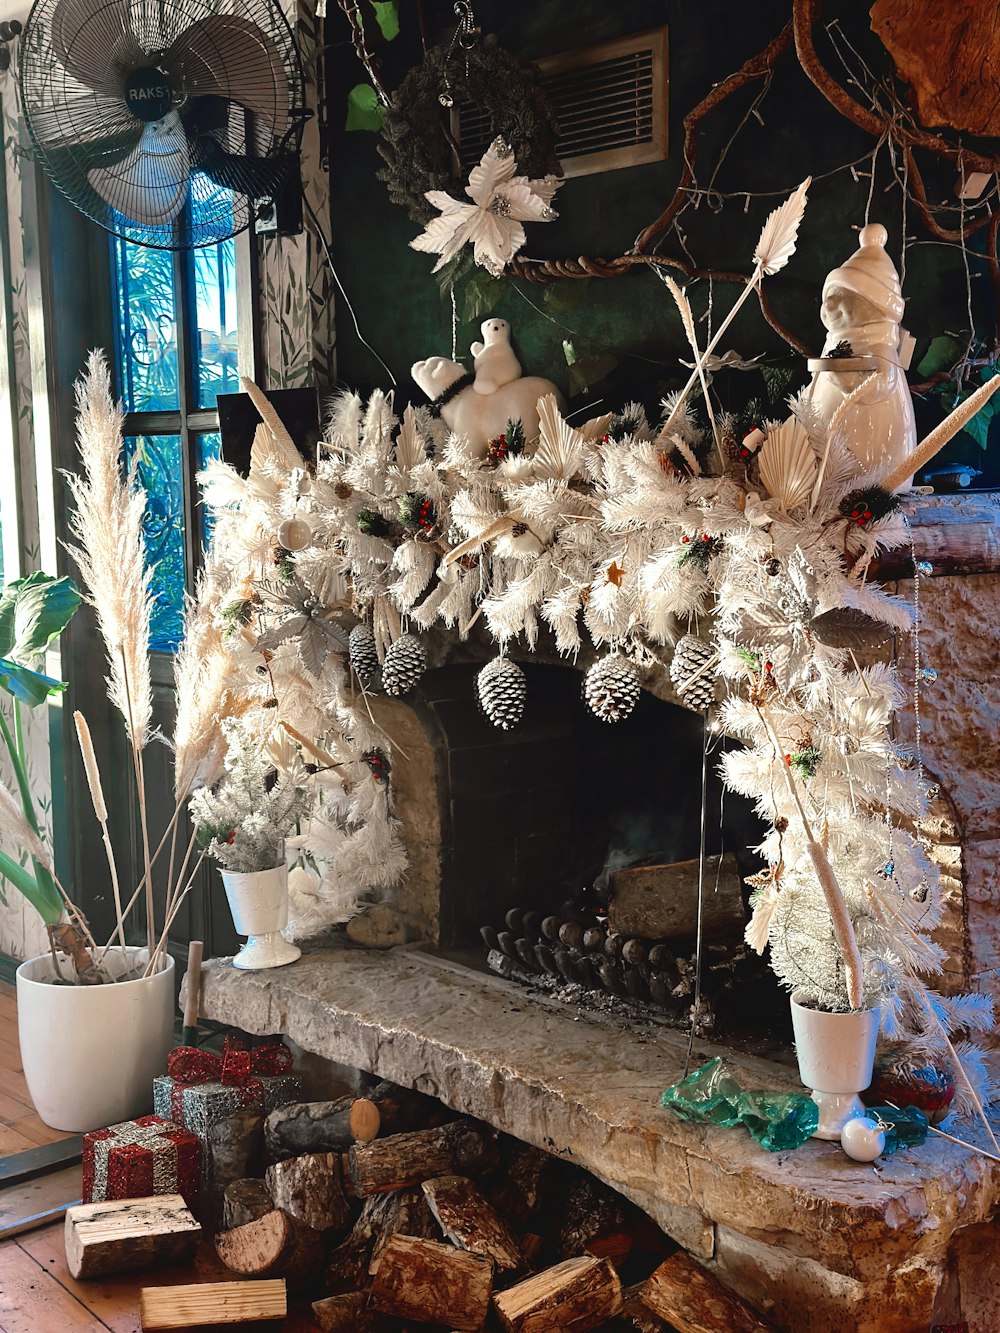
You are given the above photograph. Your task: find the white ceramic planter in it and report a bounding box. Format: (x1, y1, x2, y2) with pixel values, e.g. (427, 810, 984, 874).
(220, 863, 301, 971)
(16, 946, 174, 1133)
(790, 991, 880, 1139)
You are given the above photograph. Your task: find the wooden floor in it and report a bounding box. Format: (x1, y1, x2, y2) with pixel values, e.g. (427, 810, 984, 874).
(0, 983, 75, 1155)
(0, 982, 319, 1330)
(0, 1222, 322, 1332)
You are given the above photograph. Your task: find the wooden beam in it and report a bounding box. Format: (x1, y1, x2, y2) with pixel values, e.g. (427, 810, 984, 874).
(139, 1278, 286, 1329)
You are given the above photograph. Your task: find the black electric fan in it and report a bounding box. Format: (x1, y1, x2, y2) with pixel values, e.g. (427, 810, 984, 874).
(18, 0, 306, 249)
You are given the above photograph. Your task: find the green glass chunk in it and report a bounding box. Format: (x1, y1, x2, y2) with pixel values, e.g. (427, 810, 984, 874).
(662, 1058, 818, 1151)
(864, 1105, 929, 1154)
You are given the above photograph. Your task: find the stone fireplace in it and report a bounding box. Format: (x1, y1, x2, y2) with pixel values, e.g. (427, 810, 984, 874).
(196, 494, 1000, 1332)
(367, 660, 762, 955)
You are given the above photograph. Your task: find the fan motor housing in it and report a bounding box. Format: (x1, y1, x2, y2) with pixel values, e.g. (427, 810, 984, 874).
(124, 66, 174, 121)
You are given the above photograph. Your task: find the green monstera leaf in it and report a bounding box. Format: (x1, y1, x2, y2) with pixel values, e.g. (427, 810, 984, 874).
(0, 572, 81, 663)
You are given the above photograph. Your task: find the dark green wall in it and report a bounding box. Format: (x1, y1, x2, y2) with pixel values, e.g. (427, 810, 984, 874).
(326, 1, 999, 481)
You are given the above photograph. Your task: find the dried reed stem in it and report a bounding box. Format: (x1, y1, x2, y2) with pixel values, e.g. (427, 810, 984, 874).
(74, 710, 127, 957)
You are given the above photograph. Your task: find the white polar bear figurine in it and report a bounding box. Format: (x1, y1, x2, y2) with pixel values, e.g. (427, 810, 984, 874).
(470, 318, 521, 395)
(411, 317, 564, 456)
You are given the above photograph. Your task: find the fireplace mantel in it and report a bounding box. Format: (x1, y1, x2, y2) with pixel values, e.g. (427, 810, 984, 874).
(195, 946, 1000, 1333)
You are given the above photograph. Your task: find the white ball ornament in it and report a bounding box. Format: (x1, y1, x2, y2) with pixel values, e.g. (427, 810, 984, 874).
(278, 516, 313, 551)
(840, 1115, 885, 1162)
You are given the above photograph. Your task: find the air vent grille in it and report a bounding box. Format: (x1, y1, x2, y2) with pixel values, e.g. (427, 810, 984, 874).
(456, 28, 668, 180)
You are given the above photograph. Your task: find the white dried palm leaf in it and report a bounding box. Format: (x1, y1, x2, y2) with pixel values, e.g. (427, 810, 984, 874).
(533, 394, 585, 481)
(66, 351, 154, 749)
(242, 377, 304, 473)
(394, 404, 426, 471)
(578, 411, 614, 442)
(757, 418, 817, 512)
(197, 458, 247, 508)
(745, 881, 779, 954)
(753, 177, 811, 275)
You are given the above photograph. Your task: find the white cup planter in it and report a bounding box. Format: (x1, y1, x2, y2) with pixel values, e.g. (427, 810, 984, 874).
(790, 991, 880, 1140)
(220, 863, 301, 971)
(16, 946, 175, 1133)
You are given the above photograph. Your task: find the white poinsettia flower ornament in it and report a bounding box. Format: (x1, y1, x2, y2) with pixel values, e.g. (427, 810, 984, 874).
(410, 136, 562, 277)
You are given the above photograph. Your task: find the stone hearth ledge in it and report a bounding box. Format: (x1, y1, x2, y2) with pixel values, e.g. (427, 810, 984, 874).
(194, 945, 1000, 1333)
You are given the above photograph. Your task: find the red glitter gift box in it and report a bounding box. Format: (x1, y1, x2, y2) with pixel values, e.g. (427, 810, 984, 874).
(82, 1114, 200, 1210)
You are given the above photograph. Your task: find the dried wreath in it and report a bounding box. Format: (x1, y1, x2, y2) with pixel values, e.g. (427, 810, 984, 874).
(376, 37, 559, 225)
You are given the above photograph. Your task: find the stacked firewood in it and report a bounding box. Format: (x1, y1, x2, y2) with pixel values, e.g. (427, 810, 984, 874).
(203, 1077, 775, 1332)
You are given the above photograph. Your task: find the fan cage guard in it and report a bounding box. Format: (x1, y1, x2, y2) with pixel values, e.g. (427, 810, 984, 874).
(19, 0, 305, 250)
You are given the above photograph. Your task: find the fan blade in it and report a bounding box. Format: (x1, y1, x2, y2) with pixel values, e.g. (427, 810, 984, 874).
(166, 15, 289, 140)
(182, 95, 293, 198)
(50, 0, 144, 98)
(88, 111, 189, 226)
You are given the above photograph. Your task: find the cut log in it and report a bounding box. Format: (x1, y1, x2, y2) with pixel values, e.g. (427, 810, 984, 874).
(621, 1284, 670, 1333)
(264, 1096, 381, 1159)
(368, 1186, 438, 1273)
(487, 1141, 552, 1225)
(558, 1176, 627, 1260)
(638, 1253, 776, 1333)
(311, 1292, 384, 1332)
(325, 1188, 434, 1293)
(371, 1233, 493, 1330)
(608, 853, 745, 940)
(139, 1279, 286, 1329)
(364, 1079, 444, 1134)
(221, 1179, 273, 1232)
(422, 1174, 524, 1274)
(265, 1151, 350, 1233)
(65, 1194, 201, 1280)
(494, 1255, 621, 1332)
(214, 1208, 323, 1285)
(349, 1120, 497, 1196)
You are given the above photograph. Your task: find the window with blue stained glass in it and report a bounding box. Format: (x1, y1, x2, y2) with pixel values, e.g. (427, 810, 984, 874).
(125, 435, 186, 652)
(112, 237, 179, 414)
(196, 432, 222, 546)
(194, 229, 239, 410)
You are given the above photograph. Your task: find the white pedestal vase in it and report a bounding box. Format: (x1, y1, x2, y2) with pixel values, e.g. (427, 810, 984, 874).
(16, 947, 174, 1133)
(790, 991, 880, 1140)
(220, 863, 301, 971)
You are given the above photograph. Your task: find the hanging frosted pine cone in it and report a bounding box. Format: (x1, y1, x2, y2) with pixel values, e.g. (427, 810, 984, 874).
(381, 633, 426, 696)
(477, 656, 526, 730)
(583, 654, 640, 724)
(669, 634, 717, 711)
(349, 623, 380, 685)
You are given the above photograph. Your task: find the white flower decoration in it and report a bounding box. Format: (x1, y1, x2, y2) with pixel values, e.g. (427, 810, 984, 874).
(410, 136, 562, 277)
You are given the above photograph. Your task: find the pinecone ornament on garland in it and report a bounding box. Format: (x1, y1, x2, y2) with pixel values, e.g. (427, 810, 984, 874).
(583, 654, 640, 724)
(670, 634, 717, 711)
(477, 656, 526, 730)
(381, 633, 426, 696)
(349, 624, 380, 685)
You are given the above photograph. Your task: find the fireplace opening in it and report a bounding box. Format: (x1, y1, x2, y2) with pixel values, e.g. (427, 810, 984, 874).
(369, 662, 789, 1043)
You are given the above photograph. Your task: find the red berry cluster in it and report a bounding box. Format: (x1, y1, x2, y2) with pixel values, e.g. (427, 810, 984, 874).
(487, 433, 508, 464)
(417, 499, 435, 530)
(363, 748, 391, 783)
(847, 502, 873, 527)
(226, 830, 236, 844)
